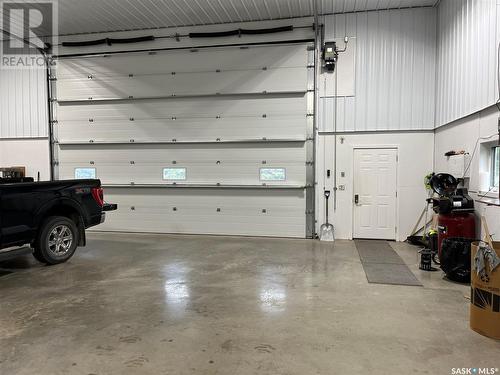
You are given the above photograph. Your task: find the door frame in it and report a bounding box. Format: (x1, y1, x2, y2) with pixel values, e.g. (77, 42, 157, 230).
(351, 145, 399, 241)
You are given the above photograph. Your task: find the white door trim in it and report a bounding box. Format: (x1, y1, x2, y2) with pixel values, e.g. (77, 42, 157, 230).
(351, 146, 399, 240)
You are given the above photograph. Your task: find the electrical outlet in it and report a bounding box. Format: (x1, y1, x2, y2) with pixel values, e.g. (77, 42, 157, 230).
(338, 185, 346, 191)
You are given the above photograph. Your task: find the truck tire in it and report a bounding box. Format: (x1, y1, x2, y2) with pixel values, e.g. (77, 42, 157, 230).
(34, 216, 79, 265)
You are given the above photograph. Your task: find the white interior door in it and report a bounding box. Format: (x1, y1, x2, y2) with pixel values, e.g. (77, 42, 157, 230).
(353, 148, 397, 240)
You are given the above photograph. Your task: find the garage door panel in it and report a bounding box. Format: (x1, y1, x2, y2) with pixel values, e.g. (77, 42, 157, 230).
(58, 143, 306, 185)
(57, 96, 306, 120)
(60, 163, 306, 185)
(97, 188, 306, 238)
(59, 143, 306, 162)
(57, 45, 308, 78)
(57, 117, 307, 143)
(57, 68, 308, 101)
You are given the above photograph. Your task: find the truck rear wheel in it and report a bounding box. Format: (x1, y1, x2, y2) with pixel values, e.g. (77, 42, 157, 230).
(34, 216, 79, 265)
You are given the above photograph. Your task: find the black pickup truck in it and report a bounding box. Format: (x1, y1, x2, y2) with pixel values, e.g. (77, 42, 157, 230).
(0, 179, 116, 265)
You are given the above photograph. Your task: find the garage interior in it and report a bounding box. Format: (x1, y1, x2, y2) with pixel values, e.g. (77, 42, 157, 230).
(1, 0, 500, 374)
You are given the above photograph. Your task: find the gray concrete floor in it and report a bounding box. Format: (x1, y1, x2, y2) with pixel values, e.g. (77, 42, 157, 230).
(0, 233, 499, 375)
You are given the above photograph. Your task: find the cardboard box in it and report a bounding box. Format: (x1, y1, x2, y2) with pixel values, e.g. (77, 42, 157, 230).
(470, 242, 500, 340)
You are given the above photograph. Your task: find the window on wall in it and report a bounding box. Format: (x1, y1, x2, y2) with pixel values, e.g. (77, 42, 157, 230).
(75, 168, 96, 179)
(163, 168, 186, 181)
(492, 146, 499, 189)
(260, 168, 286, 181)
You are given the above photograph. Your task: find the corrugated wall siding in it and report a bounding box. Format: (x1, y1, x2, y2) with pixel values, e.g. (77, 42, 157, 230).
(0, 60, 48, 138)
(320, 8, 437, 133)
(436, 0, 499, 128)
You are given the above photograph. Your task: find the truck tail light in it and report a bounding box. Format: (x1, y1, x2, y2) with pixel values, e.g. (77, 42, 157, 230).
(91, 187, 104, 207)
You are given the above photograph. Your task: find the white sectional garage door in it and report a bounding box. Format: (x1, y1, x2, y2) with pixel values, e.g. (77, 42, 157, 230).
(53, 43, 314, 238)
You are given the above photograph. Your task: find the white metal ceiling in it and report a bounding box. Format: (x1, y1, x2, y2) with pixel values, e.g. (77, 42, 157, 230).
(1, 0, 437, 37)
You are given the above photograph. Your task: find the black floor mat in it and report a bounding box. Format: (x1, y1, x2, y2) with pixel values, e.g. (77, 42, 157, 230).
(355, 240, 422, 286)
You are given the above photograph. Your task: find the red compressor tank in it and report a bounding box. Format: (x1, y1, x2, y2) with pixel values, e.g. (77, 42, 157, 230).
(437, 213, 476, 258)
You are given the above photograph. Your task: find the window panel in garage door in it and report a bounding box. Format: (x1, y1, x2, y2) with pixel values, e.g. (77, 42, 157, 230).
(53, 43, 313, 238)
(58, 143, 306, 186)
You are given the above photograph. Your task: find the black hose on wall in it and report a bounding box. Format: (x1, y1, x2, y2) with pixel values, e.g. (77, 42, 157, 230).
(189, 25, 293, 38)
(62, 35, 155, 47)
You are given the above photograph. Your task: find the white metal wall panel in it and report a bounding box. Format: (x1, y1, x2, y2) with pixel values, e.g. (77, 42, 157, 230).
(56, 96, 307, 143)
(435, 0, 499, 127)
(57, 143, 307, 186)
(56, 45, 308, 101)
(0, 56, 48, 138)
(54, 43, 312, 238)
(319, 8, 437, 132)
(97, 188, 306, 238)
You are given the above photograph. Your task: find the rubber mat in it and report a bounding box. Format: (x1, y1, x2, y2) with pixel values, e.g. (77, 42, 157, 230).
(355, 240, 422, 286)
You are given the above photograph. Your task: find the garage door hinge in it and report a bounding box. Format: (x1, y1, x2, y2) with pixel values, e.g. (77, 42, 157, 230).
(307, 45, 315, 51)
(50, 120, 58, 124)
(50, 98, 57, 102)
(307, 64, 315, 68)
(306, 113, 314, 117)
(307, 89, 315, 92)
(306, 136, 314, 141)
(305, 210, 314, 215)
(52, 161, 59, 166)
(305, 161, 314, 166)
(48, 75, 57, 81)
